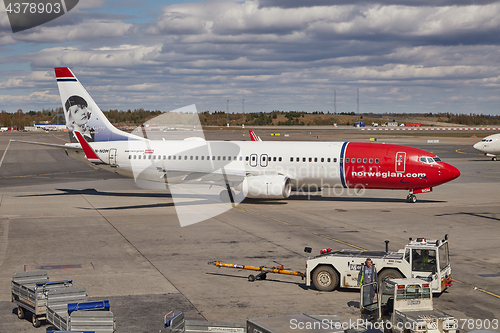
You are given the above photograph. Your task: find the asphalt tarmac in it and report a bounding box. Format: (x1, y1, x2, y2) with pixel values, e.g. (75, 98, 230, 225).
(0, 129, 499, 333)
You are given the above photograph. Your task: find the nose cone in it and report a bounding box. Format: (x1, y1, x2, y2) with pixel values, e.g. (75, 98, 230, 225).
(473, 141, 483, 151)
(443, 163, 461, 183)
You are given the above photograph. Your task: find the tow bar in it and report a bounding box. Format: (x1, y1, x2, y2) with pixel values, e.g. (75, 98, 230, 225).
(209, 261, 305, 282)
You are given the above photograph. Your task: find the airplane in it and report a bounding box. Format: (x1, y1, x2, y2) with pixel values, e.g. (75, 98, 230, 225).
(473, 133, 500, 161)
(249, 130, 261, 141)
(17, 67, 460, 204)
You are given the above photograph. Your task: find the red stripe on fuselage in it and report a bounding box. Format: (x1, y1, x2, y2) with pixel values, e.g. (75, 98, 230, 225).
(343, 142, 458, 190)
(55, 67, 74, 78)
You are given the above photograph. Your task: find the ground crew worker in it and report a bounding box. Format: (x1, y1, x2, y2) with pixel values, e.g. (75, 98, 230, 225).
(358, 258, 378, 305)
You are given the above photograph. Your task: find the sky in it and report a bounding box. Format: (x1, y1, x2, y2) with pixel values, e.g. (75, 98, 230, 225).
(1, 0, 500, 115)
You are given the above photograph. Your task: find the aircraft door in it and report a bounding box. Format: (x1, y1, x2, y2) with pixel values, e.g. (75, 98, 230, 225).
(396, 152, 406, 173)
(260, 154, 268, 167)
(360, 282, 379, 322)
(109, 148, 117, 166)
(249, 154, 258, 167)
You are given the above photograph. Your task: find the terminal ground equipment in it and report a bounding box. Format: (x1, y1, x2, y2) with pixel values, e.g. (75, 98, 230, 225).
(306, 235, 452, 293)
(360, 278, 456, 333)
(210, 235, 452, 294)
(11, 270, 115, 332)
(209, 261, 304, 281)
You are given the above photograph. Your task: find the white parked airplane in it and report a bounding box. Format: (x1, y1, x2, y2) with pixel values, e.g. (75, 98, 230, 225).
(17, 68, 461, 204)
(473, 133, 500, 161)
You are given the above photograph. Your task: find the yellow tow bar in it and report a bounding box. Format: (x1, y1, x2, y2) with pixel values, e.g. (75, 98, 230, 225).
(209, 261, 304, 282)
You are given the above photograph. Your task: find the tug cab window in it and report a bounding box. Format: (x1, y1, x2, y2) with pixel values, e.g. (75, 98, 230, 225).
(411, 249, 436, 272)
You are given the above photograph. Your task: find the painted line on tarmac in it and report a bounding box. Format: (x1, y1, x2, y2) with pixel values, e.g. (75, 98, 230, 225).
(52, 133, 70, 142)
(234, 205, 367, 251)
(453, 278, 500, 300)
(167, 184, 367, 251)
(455, 148, 474, 155)
(0, 140, 12, 169)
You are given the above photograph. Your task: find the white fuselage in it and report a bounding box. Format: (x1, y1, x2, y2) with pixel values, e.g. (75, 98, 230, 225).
(473, 133, 500, 156)
(69, 139, 345, 188)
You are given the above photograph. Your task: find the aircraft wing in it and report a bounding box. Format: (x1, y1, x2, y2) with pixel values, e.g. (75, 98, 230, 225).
(11, 140, 81, 150)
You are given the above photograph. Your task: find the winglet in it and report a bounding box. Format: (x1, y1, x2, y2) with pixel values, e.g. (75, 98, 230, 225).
(74, 131, 105, 164)
(249, 130, 261, 141)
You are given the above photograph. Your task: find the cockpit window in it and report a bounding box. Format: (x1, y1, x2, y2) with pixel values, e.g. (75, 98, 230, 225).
(420, 157, 439, 164)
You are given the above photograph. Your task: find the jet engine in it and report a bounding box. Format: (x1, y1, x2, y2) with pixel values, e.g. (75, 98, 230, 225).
(236, 175, 292, 199)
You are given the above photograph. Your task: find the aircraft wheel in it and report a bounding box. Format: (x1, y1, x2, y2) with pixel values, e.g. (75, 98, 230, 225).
(17, 306, 25, 319)
(406, 194, 417, 203)
(493, 157, 497, 161)
(248, 274, 255, 282)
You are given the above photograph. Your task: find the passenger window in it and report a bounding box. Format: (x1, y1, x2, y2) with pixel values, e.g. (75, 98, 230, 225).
(240, 156, 243, 161)
(246, 156, 249, 161)
(308, 157, 312, 162)
(128, 155, 131, 159)
(273, 157, 277, 162)
(252, 156, 256, 161)
(228, 156, 231, 161)
(212, 156, 216, 160)
(163, 155, 166, 160)
(346, 158, 349, 163)
(369, 158, 373, 163)
(357, 158, 361, 163)
(375, 158, 379, 163)
(201, 156, 204, 160)
(279, 157, 282, 162)
(218, 156, 221, 160)
(168, 156, 171, 160)
(352, 158, 356, 164)
(148, 155, 152, 160)
(321, 158, 324, 162)
(153, 155, 156, 159)
(173, 156, 176, 160)
(195, 156, 198, 160)
(314, 157, 318, 162)
(138, 155, 141, 159)
(190, 156, 193, 160)
(363, 158, 367, 163)
(328, 158, 331, 162)
(184, 156, 188, 160)
(133, 155, 137, 159)
(296, 157, 299, 162)
(333, 158, 337, 162)
(290, 157, 294, 162)
(262, 156, 266, 161)
(223, 156, 226, 161)
(303, 157, 306, 162)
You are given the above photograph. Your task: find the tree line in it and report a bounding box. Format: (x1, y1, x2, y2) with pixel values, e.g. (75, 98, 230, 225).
(1, 109, 500, 128)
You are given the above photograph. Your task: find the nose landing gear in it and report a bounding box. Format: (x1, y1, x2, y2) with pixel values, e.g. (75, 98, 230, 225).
(406, 193, 417, 203)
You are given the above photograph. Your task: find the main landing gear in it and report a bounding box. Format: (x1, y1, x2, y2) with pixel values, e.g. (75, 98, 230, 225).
(406, 193, 417, 203)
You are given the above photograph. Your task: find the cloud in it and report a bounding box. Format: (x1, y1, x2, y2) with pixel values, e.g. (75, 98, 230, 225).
(1, 0, 500, 114)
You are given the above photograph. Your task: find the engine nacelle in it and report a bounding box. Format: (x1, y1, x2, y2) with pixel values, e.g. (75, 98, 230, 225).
(236, 175, 292, 199)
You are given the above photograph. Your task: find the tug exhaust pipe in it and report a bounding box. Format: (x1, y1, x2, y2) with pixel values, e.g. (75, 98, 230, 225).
(385, 240, 389, 253)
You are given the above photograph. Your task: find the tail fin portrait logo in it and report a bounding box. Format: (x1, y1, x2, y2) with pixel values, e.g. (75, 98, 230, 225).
(4, 0, 79, 33)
